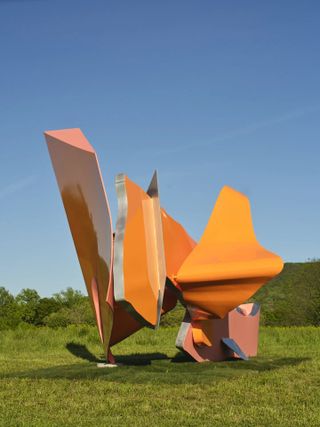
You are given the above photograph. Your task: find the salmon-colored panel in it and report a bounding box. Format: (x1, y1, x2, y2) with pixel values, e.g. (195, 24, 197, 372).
(113, 173, 166, 327)
(176, 304, 260, 362)
(44, 128, 113, 358)
(229, 305, 260, 357)
(91, 277, 104, 342)
(176, 186, 283, 318)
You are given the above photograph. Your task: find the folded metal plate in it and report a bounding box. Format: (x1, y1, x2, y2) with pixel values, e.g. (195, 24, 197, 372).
(114, 172, 166, 327)
(176, 186, 283, 318)
(44, 128, 113, 359)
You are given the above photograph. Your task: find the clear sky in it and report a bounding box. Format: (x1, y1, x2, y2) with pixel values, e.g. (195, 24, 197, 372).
(0, 0, 319, 296)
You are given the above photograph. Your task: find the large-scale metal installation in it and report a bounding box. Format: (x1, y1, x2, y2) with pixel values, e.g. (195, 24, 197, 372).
(45, 128, 283, 363)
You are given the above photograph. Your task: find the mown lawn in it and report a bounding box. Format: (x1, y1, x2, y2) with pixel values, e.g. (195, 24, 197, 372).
(0, 325, 319, 426)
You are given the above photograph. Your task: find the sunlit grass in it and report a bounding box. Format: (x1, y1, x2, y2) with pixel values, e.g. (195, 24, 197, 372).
(0, 325, 319, 426)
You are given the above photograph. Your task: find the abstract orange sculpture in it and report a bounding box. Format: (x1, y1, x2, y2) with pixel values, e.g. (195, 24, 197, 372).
(45, 128, 283, 364)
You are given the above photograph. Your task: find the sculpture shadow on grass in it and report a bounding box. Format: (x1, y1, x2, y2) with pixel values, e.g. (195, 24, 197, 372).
(222, 356, 308, 372)
(1, 348, 310, 385)
(65, 342, 170, 366)
(66, 343, 101, 363)
(115, 353, 170, 366)
(64, 342, 309, 371)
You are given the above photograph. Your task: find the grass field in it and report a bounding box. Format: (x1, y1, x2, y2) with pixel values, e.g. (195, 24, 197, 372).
(0, 325, 319, 426)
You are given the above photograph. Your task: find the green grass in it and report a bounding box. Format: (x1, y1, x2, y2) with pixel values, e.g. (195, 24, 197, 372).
(0, 325, 320, 426)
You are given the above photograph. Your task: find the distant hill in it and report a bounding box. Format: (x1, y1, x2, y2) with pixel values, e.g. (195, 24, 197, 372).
(252, 261, 320, 326)
(161, 262, 320, 327)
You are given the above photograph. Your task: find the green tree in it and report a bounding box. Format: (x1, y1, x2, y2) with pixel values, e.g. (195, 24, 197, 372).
(0, 287, 14, 306)
(16, 288, 40, 324)
(34, 298, 60, 325)
(0, 287, 22, 329)
(53, 287, 86, 308)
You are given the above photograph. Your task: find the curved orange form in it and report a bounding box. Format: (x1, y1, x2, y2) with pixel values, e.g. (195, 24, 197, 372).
(44, 129, 114, 359)
(113, 172, 166, 327)
(176, 186, 283, 318)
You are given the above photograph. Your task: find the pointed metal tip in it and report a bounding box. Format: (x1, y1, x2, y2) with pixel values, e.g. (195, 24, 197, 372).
(147, 170, 159, 198)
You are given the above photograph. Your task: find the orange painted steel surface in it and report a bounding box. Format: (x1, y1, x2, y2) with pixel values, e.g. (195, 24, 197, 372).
(176, 186, 283, 319)
(44, 129, 114, 359)
(176, 303, 260, 362)
(45, 128, 283, 364)
(114, 172, 166, 327)
(160, 209, 196, 290)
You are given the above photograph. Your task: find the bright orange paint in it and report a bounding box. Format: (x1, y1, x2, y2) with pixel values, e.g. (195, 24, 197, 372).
(176, 186, 283, 318)
(160, 209, 196, 289)
(113, 173, 166, 327)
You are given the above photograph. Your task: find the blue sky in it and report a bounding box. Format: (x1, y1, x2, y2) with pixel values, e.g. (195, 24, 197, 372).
(0, 0, 319, 296)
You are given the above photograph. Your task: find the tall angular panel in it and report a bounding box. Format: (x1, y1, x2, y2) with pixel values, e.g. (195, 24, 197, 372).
(44, 128, 114, 359)
(114, 172, 166, 327)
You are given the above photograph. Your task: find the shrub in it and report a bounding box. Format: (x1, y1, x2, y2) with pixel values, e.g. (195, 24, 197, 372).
(43, 300, 95, 328)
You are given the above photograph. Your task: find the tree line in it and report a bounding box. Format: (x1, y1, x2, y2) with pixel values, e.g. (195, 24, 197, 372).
(0, 287, 95, 330)
(2, 261, 320, 329)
